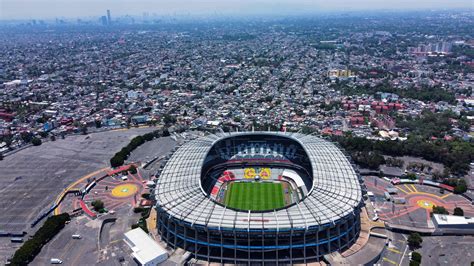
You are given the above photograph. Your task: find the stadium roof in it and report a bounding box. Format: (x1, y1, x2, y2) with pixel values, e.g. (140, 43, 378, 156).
(155, 131, 362, 230)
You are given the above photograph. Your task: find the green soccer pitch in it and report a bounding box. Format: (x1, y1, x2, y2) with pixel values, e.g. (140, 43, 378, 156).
(224, 181, 286, 211)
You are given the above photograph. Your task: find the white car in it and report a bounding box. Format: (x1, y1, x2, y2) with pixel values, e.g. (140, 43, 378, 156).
(50, 258, 63, 264)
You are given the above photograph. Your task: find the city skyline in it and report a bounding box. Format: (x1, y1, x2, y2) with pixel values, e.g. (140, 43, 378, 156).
(0, 0, 473, 20)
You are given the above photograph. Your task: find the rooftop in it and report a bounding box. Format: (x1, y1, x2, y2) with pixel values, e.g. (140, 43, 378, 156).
(155, 131, 362, 230)
(124, 228, 167, 265)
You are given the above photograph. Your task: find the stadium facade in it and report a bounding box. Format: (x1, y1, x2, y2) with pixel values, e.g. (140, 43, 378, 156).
(155, 132, 363, 264)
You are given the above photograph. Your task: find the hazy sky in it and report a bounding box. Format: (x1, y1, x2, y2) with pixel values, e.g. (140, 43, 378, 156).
(0, 0, 472, 20)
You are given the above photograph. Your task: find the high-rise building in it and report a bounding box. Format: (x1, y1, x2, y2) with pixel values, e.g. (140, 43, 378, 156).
(101, 16, 108, 26)
(107, 10, 111, 25)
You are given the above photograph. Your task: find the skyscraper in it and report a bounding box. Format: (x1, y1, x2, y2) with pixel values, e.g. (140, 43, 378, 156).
(107, 10, 111, 25)
(101, 16, 108, 26)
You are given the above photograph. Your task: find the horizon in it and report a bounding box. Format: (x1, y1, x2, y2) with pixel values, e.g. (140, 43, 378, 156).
(0, 0, 472, 20)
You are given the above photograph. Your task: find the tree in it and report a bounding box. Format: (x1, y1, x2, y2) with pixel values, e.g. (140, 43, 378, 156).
(129, 165, 137, 174)
(95, 120, 102, 128)
(406, 173, 417, 180)
(432, 206, 449, 215)
(10, 213, 70, 265)
(453, 207, 464, 216)
(454, 179, 468, 194)
(163, 114, 176, 125)
(407, 232, 423, 249)
(411, 251, 422, 263)
(80, 126, 88, 135)
(31, 138, 42, 146)
(50, 135, 56, 141)
(91, 200, 104, 212)
(110, 155, 124, 168)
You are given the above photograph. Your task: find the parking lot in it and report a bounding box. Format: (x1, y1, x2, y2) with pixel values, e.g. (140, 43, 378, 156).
(0, 127, 162, 263)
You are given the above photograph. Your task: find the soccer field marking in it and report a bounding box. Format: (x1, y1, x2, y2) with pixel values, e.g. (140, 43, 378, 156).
(225, 181, 286, 211)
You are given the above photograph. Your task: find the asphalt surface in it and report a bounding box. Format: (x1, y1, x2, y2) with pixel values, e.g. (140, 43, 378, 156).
(29, 134, 177, 265)
(377, 230, 409, 266)
(0, 127, 163, 263)
(419, 235, 474, 265)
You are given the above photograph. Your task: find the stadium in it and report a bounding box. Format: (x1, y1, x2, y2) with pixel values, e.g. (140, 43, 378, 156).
(155, 132, 363, 264)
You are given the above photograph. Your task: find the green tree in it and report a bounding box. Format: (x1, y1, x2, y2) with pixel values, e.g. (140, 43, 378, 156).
(31, 137, 42, 146)
(80, 126, 88, 135)
(411, 251, 422, 263)
(432, 205, 449, 215)
(406, 173, 417, 180)
(454, 179, 468, 194)
(91, 200, 105, 212)
(110, 155, 124, 168)
(10, 213, 70, 265)
(453, 207, 464, 216)
(407, 233, 423, 249)
(129, 165, 137, 174)
(95, 120, 102, 128)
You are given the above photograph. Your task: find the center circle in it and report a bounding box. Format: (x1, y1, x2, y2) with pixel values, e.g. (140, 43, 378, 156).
(416, 199, 434, 209)
(111, 184, 138, 198)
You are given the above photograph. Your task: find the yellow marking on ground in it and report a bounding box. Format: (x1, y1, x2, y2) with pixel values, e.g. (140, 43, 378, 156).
(404, 184, 414, 193)
(396, 186, 410, 194)
(382, 257, 398, 265)
(440, 193, 452, 199)
(109, 239, 121, 245)
(408, 191, 446, 200)
(387, 247, 402, 254)
(410, 184, 418, 192)
(417, 199, 435, 209)
(54, 167, 109, 215)
(111, 183, 138, 198)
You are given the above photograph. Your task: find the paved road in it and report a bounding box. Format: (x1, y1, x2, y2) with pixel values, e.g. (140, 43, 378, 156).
(0, 127, 160, 263)
(377, 226, 409, 266)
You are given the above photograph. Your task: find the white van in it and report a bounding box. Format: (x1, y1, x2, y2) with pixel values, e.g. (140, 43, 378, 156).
(50, 258, 63, 264)
(72, 234, 81, 239)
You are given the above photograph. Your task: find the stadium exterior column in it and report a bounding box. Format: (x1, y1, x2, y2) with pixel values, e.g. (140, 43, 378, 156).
(326, 227, 330, 254)
(194, 228, 198, 260)
(233, 229, 237, 264)
(303, 228, 307, 264)
(247, 230, 250, 262)
(276, 229, 279, 266)
(173, 220, 178, 248)
(166, 218, 171, 248)
(261, 222, 264, 263)
(289, 227, 293, 262)
(316, 227, 319, 259)
(345, 219, 349, 244)
(207, 229, 210, 261)
(220, 231, 223, 264)
(184, 226, 188, 250)
(337, 223, 341, 249)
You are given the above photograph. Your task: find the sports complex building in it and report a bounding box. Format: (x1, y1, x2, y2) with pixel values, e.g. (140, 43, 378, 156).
(155, 132, 363, 264)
